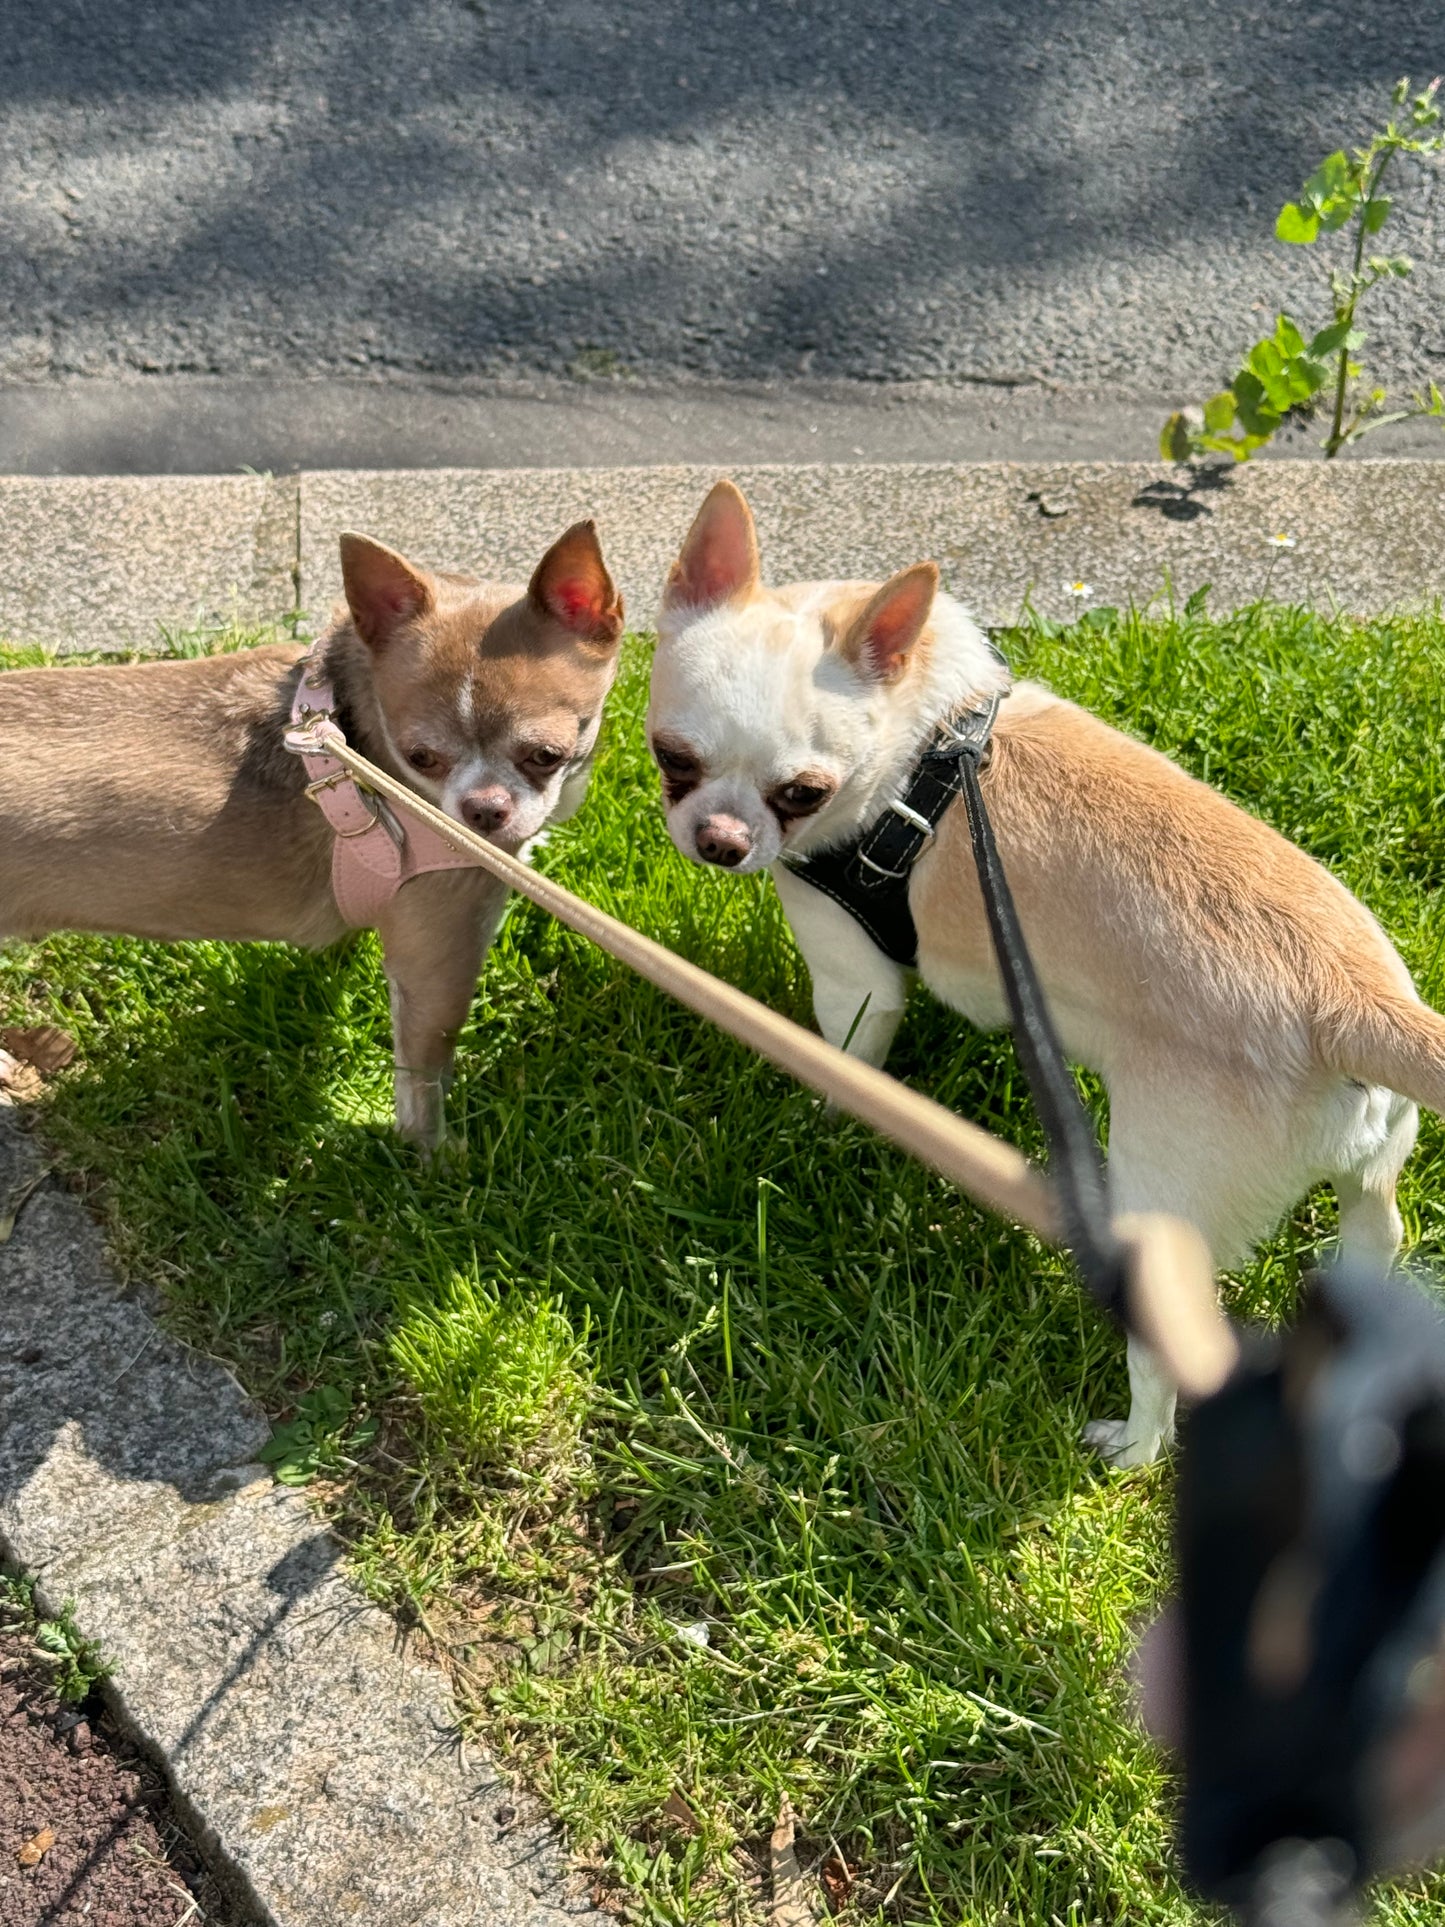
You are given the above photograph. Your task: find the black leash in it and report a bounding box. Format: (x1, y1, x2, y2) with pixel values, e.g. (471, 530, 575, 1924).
(953, 745, 1129, 1323)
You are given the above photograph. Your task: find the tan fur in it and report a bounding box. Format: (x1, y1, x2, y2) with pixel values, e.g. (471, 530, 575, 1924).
(0, 524, 624, 1149)
(912, 683, 1426, 1102)
(648, 479, 1445, 1465)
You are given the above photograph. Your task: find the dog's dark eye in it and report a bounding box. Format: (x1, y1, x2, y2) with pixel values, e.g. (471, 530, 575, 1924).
(407, 745, 442, 774)
(524, 745, 567, 774)
(775, 781, 830, 815)
(653, 744, 699, 778)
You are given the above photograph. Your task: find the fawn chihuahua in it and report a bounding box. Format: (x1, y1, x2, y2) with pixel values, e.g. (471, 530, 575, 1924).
(0, 521, 625, 1150)
(646, 481, 1445, 1464)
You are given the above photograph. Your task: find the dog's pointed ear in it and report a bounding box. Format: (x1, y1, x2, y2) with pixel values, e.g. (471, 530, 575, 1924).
(529, 520, 625, 648)
(837, 563, 939, 681)
(339, 533, 434, 649)
(664, 480, 760, 611)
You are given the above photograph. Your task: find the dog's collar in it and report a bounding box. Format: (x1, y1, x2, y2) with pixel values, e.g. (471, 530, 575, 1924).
(780, 691, 1005, 969)
(283, 646, 476, 927)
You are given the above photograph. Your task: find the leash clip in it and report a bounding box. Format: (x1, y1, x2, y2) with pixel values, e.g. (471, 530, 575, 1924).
(932, 692, 1002, 764)
(284, 712, 346, 758)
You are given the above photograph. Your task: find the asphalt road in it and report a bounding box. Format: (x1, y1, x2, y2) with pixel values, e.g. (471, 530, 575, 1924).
(3, 1, 1445, 465)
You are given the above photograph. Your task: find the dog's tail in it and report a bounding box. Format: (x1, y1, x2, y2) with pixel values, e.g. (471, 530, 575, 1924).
(1324, 990, 1445, 1116)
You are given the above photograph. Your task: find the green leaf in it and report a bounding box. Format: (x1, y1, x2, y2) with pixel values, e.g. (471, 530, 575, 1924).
(1232, 370, 1282, 438)
(1287, 356, 1328, 401)
(1248, 339, 1285, 382)
(1362, 195, 1392, 233)
(1247, 338, 1295, 411)
(1080, 607, 1120, 631)
(1160, 411, 1193, 463)
(1184, 584, 1211, 617)
(1303, 151, 1353, 204)
(1202, 391, 1236, 434)
(1308, 320, 1366, 357)
(1317, 195, 1358, 234)
(1275, 202, 1319, 244)
(1274, 315, 1306, 358)
(257, 1384, 358, 1486)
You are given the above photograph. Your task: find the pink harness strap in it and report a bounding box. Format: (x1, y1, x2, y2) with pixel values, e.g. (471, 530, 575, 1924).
(283, 650, 476, 928)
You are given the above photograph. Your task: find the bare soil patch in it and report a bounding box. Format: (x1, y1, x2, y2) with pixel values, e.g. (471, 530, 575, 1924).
(0, 1621, 245, 1927)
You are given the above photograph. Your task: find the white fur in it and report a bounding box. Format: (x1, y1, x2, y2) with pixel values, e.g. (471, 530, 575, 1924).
(433, 718, 601, 852)
(650, 586, 1009, 872)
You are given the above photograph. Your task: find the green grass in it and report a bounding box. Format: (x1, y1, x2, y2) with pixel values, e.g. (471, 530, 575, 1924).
(3, 600, 1444, 1925)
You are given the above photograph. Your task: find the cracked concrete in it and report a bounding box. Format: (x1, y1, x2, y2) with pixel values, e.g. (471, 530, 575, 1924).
(0, 1107, 605, 1927)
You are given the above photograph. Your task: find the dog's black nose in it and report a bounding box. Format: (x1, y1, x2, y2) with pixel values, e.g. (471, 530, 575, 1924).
(460, 787, 513, 834)
(695, 817, 751, 868)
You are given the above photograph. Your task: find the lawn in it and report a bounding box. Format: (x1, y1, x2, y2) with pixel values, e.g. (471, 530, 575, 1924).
(3, 599, 1444, 1926)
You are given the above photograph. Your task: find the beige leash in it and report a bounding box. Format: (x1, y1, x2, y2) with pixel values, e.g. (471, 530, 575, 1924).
(320, 733, 1238, 1400)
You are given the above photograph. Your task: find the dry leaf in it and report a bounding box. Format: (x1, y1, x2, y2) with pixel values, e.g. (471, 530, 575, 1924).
(661, 1791, 701, 1836)
(0, 1050, 43, 1102)
(0, 1025, 77, 1074)
(770, 1798, 819, 1925)
(18, 1825, 56, 1868)
(819, 1852, 857, 1914)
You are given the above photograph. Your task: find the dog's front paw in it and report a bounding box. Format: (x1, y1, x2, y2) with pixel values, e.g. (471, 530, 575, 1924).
(394, 1069, 447, 1156)
(1082, 1417, 1164, 1469)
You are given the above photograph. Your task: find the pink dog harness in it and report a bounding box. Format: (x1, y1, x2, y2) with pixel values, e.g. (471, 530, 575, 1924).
(283, 648, 476, 928)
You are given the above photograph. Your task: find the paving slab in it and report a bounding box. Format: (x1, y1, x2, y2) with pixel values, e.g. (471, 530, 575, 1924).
(0, 1108, 605, 1927)
(0, 473, 298, 651)
(6, 459, 1445, 655)
(301, 459, 1445, 632)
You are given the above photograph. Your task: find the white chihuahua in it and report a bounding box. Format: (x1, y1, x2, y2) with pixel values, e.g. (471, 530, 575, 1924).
(646, 480, 1445, 1466)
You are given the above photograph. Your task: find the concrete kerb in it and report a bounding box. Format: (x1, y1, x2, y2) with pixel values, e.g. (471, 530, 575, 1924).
(298, 459, 1445, 633)
(0, 472, 299, 654)
(0, 1106, 606, 1927)
(4, 461, 1445, 653)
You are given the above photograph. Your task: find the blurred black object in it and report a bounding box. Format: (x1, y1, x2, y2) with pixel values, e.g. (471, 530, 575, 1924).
(1177, 1263, 1445, 1922)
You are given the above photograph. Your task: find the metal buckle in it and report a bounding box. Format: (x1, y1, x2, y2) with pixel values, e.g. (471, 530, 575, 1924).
(887, 798, 936, 838)
(305, 772, 381, 837)
(858, 850, 911, 881)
